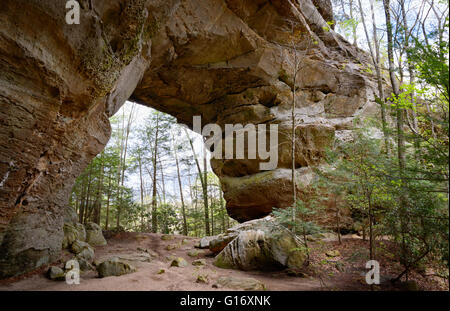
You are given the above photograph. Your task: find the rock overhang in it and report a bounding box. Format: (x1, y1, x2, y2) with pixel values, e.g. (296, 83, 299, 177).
(0, 0, 379, 278)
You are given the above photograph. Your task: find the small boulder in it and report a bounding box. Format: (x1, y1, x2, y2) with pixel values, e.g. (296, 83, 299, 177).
(196, 274, 209, 284)
(197, 236, 216, 249)
(326, 250, 341, 257)
(77, 247, 95, 262)
(306, 235, 319, 242)
(215, 276, 265, 291)
(187, 249, 204, 257)
(170, 257, 188, 268)
(85, 222, 107, 246)
(161, 235, 175, 241)
(77, 257, 94, 271)
(165, 255, 177, 262)
(166, 243, 179, 251)
(70, 241, 95, 270)
(71, 240, 93, 256)
(97, 257, 136, 278)
(47, 266, 65, 281)
(192, 259, 206, 266)
(137, 247, 159, 258)
(134, 234, 149, 241)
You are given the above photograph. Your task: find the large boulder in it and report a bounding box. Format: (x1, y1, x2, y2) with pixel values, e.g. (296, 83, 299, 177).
(207, 217, 273, 255)
(62, 223, 86, 249)
(213, 217, 307, 271)
(85, 222, 107, 246)
(96, 257, 136, 278)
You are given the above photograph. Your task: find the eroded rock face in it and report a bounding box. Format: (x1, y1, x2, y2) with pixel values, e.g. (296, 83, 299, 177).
(0, 0, 378, 277)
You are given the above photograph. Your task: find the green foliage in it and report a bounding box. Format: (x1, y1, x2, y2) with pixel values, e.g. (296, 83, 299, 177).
(408, 31, 449, 101)
(318, 116, 449, 275)
(272, 199, 322, 237)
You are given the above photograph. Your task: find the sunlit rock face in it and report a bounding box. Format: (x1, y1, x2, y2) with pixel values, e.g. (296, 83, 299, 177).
(0, 0, 378, 277)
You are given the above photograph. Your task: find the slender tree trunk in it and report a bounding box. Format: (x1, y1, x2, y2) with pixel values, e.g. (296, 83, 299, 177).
(116, 109, 125, 228)
(359, 0, 389, 153)
(291, 39, 297, 224)
(159, 156, 166, 205)
(151, 114, 160, 233)
(105, 169, 112, 230)
(185, 129, 210, 236)
(138, 152, 145, 231)
(210, 194, 214, 236)
(94, 157, 104, 225)
(370, 0, 389, 153)
(173, 134, 188, 236)
(335, 196, 341, 244)
(83, 166, 93, 224)
(383, 0, 409, 281)
(350, 0, 358, 47)
(220, 189, 226, 232)
(400, 0, 421, 157)
(78, 172, 88, 223)
(203, 146, 210, 235)
(368, 193, 374, 261)
(116, 104, 135, 228)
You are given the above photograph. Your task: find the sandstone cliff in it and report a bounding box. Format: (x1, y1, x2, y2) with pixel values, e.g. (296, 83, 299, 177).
(0, 0, 378, 278)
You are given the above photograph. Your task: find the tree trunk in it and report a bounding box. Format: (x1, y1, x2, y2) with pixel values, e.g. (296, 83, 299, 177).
(151, 114, 160, 233)
(173, 134, 188, 236)
(105, 169, 112, 230)
(350, 0, 358, 47)
(185, 128, 210, 236)
(94, 157, 104, 225)
(383, 0, 409, 280)
(137, 152, 145, 231)
(359, 0, 389, 153)
(203, 145, 210, 236)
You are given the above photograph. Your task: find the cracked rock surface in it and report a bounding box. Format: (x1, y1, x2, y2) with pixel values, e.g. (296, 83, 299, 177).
(0, 0, 378, 278)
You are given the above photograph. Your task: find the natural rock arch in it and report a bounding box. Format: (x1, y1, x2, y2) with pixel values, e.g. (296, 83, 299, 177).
(0, 0, 378, 278)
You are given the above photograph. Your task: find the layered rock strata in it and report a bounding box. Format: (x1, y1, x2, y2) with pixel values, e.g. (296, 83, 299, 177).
(0, 0, 378, 277)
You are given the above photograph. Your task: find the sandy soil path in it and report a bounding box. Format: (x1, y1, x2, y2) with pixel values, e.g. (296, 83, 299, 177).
(0, 232, 322, 291)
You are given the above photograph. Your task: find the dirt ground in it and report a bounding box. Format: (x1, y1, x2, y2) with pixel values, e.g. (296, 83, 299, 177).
(0, 232, 447, 291)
